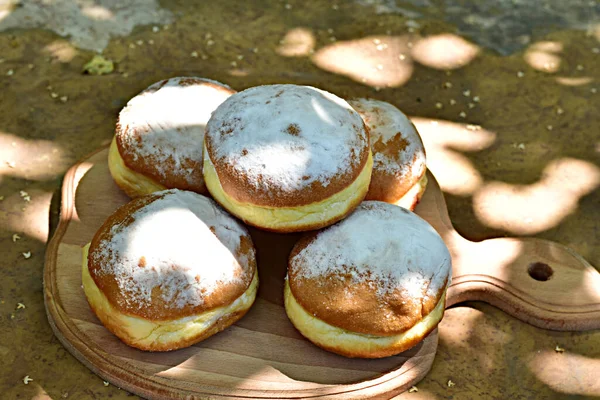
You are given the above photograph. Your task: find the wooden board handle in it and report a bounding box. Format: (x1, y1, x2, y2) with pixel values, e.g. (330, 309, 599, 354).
(417, 173, 600, 331)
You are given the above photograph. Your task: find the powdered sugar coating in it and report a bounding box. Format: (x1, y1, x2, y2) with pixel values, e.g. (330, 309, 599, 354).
(290, 201, 451, 301)
(117, 77, 234, 184)
(349, 98, 425, 179)
(90, 190, 254, 312)
(205, 84, 369, 196)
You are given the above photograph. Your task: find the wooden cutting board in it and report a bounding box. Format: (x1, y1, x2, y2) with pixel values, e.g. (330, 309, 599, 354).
(44, 147, 600, 399)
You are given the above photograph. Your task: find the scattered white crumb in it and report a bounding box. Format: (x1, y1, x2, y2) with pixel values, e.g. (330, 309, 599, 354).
(60, 96, 68, 103)
(190, 51, 198, 58)
(459, 111, 467, 118)
(136, 40, 143, 46)
(449, 99, 456, 105)
(555, 345, 565, 353)
(12, 234, 21, 242)
(462, 90, 471, 97)
(576, 64, 584, 71)
(103, 381, 110, 386)
(517, 71, 525, 78)
(547, 125, 553, 131)
(22, 251, 31, 259)
(6, 69, 14, 76)
(408, 386, 418, 393)
(473, 96, 480, 102)
(23, 376, 33, 385)
(443, 82, 453, 88)
(17, 303, 25, 309)
(435, 102, 443, 109)
(152, 26, 159, 33)
(447, 379, 455, 387)
(517, 143, 525, 150)
(51, 92, 59, 98)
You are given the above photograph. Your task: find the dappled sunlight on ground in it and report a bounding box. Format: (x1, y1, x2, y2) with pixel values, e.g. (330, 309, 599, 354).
(411, 34, 479, 70)
(0, 131, 65, 182)
(277, 27, 315, 57)
(473, 158, 600, 235)
(312, 35, 415, 88)
(412, 118, 496, 196)
(528, 350, 600, 396)
(524, 41, 562, 73)
(43, 39, 78, 63)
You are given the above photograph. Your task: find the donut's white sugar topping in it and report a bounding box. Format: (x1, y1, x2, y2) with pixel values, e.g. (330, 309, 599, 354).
(92, 190, 252, 310)
(206, 84, 368, 192)
(118, 77, 233, 181)
(349, 98, 425, 178)
(292, 201, 451, 300)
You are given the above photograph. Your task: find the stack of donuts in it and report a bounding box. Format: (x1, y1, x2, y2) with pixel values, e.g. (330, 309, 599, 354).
(83, 77, 451, 358)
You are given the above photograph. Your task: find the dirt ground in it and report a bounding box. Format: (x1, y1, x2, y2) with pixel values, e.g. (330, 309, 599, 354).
(0, 0, 598, 398)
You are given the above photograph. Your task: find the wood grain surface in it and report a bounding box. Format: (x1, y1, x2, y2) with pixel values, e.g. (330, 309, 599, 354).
(44, 147, 600, 399)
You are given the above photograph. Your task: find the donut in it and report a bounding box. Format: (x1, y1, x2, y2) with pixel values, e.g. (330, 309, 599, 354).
(349, 98, 427, 210)
(109, 77, 235, 198)
(82, 189, 257, 351)
(203, 84, 373, 233)
(285, 201, 451, 358)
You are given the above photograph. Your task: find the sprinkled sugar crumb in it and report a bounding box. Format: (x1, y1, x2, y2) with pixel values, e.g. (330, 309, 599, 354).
(290, 202, 451, 300)
(91, 190, 253, 311)
(408, 386, 418, 393)
(205, 85, 368, 195)
(348, 98, 426, 180)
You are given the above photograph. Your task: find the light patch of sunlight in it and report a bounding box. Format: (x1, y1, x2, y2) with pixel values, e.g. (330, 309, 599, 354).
(0, 131, 65, 181)
(44, 40, 78, 63)
(312, 35, 414, 88)
(31, 383, 53, 399)
(555, 76, 594, 86)
(1, 190, 53, 243)
(528, 350, 600, 396)
(229, 68, 249, 77)
(524, 41, 562, 73)
(473, 158, 600, 235)
(412, 118, 496, 196)
(276, 27, 315, 57)
(81, 5, 114, 20)
(411, 34, 479, 70)
(0, 0, 19, 23)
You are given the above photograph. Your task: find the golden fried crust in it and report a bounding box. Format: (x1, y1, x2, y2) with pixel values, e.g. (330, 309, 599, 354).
(87, 287, 253, 352)
(206, 136, 370, 208)
(288, 234, 449, 336)
(87, 191, 256, 321)
(365, 143, 426, 204)
(350, 99, 427, 205)
(116, 77, 235, 194)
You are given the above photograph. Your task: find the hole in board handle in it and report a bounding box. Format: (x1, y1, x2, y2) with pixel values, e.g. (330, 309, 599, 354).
(528, 262, 553, 281)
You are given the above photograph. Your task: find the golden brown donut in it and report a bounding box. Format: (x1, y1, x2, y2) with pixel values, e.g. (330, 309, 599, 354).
(349, 98, 427, 210)
(110, 77, 235, 198)
(286, 201, 451, 358)
(203, 84, 373, 233)
(82, 189, 258, 351)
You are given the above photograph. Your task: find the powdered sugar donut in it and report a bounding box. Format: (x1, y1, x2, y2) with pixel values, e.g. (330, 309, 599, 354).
(109, 77, 235, 198)
(82, 189, 257, 351)
(349, 98, 427, 210)
(203, 84, 373, 233)
(285, 201, 451, 358)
